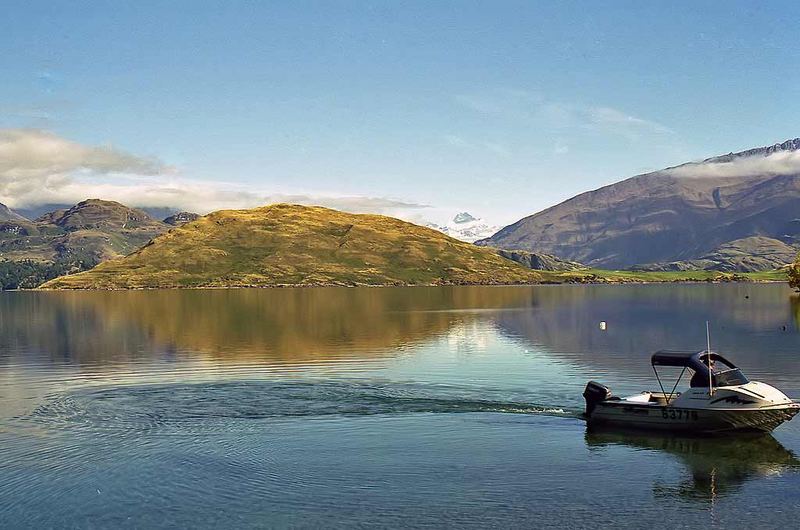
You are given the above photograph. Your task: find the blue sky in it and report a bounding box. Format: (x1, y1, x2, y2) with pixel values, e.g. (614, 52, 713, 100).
(1, 1, 799, 224)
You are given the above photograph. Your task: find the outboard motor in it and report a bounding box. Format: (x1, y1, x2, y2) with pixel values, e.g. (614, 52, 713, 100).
(583, 381, 612, 417)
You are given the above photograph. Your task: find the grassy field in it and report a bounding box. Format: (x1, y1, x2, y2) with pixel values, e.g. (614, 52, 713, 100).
(541, 268, 788, 283)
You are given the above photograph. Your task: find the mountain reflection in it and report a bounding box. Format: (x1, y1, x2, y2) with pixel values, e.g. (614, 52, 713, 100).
(585, 429, 800, 502)
(1, 284, 797, 372)
(492, 284, 800, 383)
(0, 287, 536, 366)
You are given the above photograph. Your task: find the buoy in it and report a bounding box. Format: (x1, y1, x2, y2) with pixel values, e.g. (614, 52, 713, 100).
(599, 321, 607, 331)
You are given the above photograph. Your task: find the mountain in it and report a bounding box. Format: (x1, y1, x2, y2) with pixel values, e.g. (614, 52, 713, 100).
(495, 249, 586, 271)
(0, 203, 29, 223)
(478, 139, 800, 270)
(16, 204, 184, 223)
(632, 237, 798, 273)
(42, 204, 543, 289)
(140, 206, 182, 220)
(14, 203, 73, 221)
(426, 212, 501, 243)
(164, 212, 200, 225)
(0, 203, 36, 242)
(0, 200, 171, 288)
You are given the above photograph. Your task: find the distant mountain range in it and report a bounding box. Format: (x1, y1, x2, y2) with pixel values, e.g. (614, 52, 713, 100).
(0, 199, 780, 290)
(478, 138, 800, 271)
(0, 200, 199, 288)
(3, 137, 800, 287)
(426, 212, 500, 243)
(42, 204, 543, 289)
(13, 203, 184, 223)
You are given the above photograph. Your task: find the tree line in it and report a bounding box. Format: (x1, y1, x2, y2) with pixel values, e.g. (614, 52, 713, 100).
(0, 258, 92, 290)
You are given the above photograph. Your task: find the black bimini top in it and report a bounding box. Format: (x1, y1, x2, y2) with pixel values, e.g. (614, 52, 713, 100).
(651, 350, 748, 387)
(651, 350, 737, 370)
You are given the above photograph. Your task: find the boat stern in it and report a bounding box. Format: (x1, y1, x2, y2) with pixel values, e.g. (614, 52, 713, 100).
(583, 381, 613, 417)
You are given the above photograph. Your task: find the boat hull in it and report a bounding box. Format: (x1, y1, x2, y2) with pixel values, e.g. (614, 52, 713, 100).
(587, 401, 800, 434)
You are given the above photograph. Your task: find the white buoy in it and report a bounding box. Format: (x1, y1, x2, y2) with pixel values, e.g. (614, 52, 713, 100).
(599, 321, 607, 331)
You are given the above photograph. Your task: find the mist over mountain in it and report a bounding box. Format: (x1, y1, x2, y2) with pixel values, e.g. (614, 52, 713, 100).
(0, 203, 28, 223)
(478, 139, 800, 270)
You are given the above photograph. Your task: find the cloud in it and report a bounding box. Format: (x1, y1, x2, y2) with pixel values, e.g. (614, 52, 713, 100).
(584, 106, 674, 137)
(553, 140, 569, 155)
(454, 90, 673, 140)
(664, 149, 800, 179)
(0, 128, 428, 217)
(0, 129, 169, 199)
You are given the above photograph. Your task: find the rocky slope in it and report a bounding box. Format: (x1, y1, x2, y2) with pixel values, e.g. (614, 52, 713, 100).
(0, 200, 172, 287)
(478, 139, 800, 270)
(495, 249, 586, 271)
(0, 203, 28, 223)
(632, 237, 798, 273)
(42, 204, 543, 289)
(164, 212, 200, 226)
(0, 199, 168, 264)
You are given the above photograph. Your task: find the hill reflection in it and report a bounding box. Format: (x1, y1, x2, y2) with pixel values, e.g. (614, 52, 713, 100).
(1, 285, 797, 375)
(0, 287, 535, 366)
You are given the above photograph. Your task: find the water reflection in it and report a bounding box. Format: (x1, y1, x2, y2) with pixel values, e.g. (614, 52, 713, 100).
(1, 285, 797, 374)
(2, 285, 800, 528)
(494, 284, 800, 389)
(0, 287, 536, 366)
(586, 429, 800, 501)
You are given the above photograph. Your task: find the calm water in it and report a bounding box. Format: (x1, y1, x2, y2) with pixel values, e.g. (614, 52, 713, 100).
(2, 284, 800, 528)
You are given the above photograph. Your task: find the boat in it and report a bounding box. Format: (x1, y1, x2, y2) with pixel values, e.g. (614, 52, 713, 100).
(583, 349, 800, 433)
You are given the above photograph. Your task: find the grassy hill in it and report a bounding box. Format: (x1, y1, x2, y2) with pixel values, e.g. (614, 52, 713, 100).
(42, 204, 544, 289)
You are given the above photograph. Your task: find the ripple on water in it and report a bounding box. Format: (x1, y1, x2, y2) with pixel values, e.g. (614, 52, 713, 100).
(24, 379, 578, 437)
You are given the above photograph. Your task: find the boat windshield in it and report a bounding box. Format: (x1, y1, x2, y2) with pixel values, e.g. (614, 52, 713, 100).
(713, 368, 749, 387)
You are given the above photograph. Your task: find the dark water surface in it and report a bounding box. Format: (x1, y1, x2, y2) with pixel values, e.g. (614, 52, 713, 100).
(2, 284, 800, 528)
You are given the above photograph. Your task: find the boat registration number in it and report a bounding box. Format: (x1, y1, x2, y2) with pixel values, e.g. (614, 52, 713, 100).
(662, 408, 698, 420)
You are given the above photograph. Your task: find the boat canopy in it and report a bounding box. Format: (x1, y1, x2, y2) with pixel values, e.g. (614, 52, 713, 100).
(651, 350, 736, 369)
(651, 350, 748, 388)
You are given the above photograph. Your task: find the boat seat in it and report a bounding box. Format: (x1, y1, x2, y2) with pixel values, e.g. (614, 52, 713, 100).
(622, 393, 652, 403)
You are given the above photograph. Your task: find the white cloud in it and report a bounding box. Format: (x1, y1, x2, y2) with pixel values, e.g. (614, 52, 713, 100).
(454, 90, 673, 140)
(0, 128, 428, 216)
(0, 129, 170, 202)
(664, 150, 800, 179)
(584, 106, 674, 137)
(553, 140, 569, 155)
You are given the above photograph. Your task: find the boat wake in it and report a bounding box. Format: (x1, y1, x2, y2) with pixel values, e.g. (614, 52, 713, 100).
(27, 380, 579, 436)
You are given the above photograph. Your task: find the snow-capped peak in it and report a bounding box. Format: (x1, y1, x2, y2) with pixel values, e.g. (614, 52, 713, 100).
(452, 212, 477, 224)
(425, 212, 500, 243)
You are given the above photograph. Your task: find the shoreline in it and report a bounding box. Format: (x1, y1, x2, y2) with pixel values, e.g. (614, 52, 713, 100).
(33, 277, 790, 291)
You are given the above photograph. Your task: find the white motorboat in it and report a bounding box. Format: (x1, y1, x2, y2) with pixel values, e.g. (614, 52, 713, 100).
(583, 350, 800, 434)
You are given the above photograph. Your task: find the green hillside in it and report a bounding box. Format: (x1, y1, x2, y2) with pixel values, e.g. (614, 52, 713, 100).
(42, 204, 544, 289)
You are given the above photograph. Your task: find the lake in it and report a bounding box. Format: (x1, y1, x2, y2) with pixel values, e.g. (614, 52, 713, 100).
(2, 284, 800, 528)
